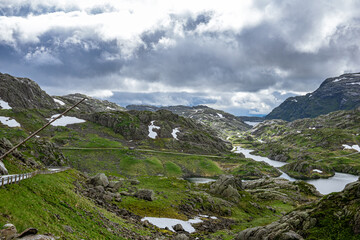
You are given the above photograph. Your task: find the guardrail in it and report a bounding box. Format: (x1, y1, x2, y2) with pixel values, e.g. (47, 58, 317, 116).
(0, 167, 69, 187)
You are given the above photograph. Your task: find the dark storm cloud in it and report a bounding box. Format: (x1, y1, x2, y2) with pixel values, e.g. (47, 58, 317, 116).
(108, 92, 217, 107)
(1, 0, 360, 114)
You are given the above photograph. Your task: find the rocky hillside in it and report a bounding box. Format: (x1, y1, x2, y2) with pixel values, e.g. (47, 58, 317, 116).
(126, 105, 251, 137)
(54, 93, 126, 113)
(0, 73, 57, 110)
(84, 109, 231, 154)
(237, 178, 360, 240)
(236, 107, 360, 179)
(266, 72, 360, 121)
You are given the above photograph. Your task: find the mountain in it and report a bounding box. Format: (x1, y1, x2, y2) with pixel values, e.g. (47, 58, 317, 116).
(266, 72, 360, 121)
(0, 72, 57, 110)
(126, 104, 251, 137)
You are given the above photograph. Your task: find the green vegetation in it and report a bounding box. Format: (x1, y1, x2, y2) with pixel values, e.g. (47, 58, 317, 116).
(232, 109, 360, 178)
(0, 170, 151, 239)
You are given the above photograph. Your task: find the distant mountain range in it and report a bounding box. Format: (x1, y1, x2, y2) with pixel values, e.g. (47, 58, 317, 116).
(266, 73, 360, 121)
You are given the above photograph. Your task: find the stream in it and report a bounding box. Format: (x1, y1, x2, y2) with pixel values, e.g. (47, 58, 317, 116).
(235, 146, 359, 195)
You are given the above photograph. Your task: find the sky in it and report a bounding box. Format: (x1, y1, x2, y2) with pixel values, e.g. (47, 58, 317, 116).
(1, 0, 360, 116)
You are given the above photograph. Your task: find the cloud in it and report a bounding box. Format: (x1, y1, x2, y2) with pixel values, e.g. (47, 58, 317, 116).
(1, 0, 360, 115)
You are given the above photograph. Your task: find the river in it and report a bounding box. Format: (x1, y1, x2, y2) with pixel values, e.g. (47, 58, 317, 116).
(235, 146, 359, 195)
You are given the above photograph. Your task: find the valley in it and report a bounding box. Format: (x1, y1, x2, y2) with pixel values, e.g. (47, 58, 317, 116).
(0, 72, 360, 239)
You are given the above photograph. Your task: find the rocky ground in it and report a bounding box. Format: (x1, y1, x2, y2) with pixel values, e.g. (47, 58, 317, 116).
(236, 177, 360, 240)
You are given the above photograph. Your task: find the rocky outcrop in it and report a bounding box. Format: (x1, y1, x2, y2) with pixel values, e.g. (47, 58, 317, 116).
(266, 72, 360, 121)
(55, 93, 126, 113)
(237, 179, 360, 239)
(0, 138, 41, 171)
(210, 175, 243, 202)
(0, 73, 57, 110)
(0, 223, 56, 239)
(243, 178, 321, 203)
(281, 161, 335, 179)
(32, 139, 67, 166)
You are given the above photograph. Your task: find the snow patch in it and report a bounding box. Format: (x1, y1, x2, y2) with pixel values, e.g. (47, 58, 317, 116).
(53, 98, 65, 106)
(313, 169, 323, 173)
(297, 130, 301, 133)
(171, 128, 180, 140)
(0, 116, 21, 127)
(342, 144, 360, 152)
(217, 113, 224, 118)
(148, 120, 160, 139)
(0, 99, 11, 110)
(291, 99, 298, 103)
(347, 82, 360, 85)
(141, 217, 202, 233)
(49, 114, 86, 126)
(333, 77, 347, 82)
(309, 127, 316, 130)
(106, 106, 115, 110)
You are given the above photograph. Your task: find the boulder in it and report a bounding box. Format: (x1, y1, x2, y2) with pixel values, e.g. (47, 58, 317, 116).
(172, 224, 185, 232)
(63, 225, 73, 233)
(0, 223, 17, 240)
(0, 223, 55, 240)
(107, 181, 122, 192)
(210, 175, 242, 202)
(89, 173, 109, 187)
(135, 189, 155, 201)
(173, 233, 189, 240)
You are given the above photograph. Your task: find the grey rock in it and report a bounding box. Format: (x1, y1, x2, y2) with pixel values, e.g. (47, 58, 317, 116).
(0, 223, 17, 240)
(94, 186, 105, 193)
(108, 181, 122, 192)
(172, 224, 185, 232)
(63, 225, 73, 233)
(210, 175, 242, 202)
(135, 189, 155, 201)
(89, 173, 109, 187)
(130, 179, 140, 185)
(173, 233, 189, 240)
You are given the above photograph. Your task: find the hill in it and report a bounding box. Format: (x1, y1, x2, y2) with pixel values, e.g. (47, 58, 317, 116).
(266, 72, 360, 121)
(126, 105, 251, 138)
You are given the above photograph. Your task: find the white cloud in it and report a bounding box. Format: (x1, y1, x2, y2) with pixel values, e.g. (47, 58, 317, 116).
(24, 46, 62, 65)
(86, 89, 114, 98)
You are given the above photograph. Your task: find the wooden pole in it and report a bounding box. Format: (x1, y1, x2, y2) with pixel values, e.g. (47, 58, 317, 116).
(0, 98, 86, 161)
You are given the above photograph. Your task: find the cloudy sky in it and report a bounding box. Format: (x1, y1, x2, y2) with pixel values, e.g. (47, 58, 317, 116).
(1, 0, 360, 115)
